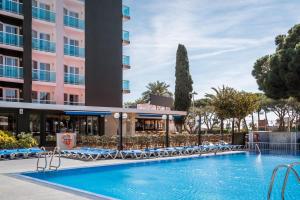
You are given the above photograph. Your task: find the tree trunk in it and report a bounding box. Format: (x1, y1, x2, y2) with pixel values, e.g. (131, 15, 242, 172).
(251, 113, 255, 131)
(231, 118, 235, 144)
(244, 118, 248, 132)
(220, 119, 224, 140)
(264, 111, 268, 131)
(257, 111, 260, 130)
(237, 119, 241, 132)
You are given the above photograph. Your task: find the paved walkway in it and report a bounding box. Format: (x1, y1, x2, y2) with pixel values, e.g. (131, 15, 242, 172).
(0, 151, 244, 200)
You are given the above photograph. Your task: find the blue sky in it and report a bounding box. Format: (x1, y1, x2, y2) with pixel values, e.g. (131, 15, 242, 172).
(123, 0, 300, 103)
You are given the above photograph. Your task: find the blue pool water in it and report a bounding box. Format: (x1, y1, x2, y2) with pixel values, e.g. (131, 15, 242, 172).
(23, 153, 300, 200)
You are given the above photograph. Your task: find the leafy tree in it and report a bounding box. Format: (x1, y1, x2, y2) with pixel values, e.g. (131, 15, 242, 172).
(194, 98, 218, 132)
(252, 24, 300, 99)
(174, 44, 193, 111)
(232, 92, 259, 132)
(286, 97, 300, 131)
(140, 81, 173, 103)
(267, 99, 289, 131)
(206, 86, 237, 137)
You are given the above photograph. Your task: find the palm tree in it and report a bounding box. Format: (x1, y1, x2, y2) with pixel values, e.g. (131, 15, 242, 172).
(206, 86, 237, 139)
(141, 81, 173, 103)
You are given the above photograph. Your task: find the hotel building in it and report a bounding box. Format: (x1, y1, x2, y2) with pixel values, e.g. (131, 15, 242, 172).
(0, 0, 185, 146)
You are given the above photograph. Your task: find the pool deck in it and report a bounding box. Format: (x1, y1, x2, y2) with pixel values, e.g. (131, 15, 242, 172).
(0, 151, 245, 200)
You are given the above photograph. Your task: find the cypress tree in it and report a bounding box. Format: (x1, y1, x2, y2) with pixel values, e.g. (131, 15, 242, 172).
(174, 44, 193, 111)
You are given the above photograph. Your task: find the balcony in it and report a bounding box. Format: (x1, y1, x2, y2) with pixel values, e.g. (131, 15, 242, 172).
(0, 31, 23, 47)
(32, 38, 56, 53)
(0, 64, 23, 79)
(0, 97, 22, 102)
(64, 44, 85, 58)
(32, 6, 55, 23)
(0, 0, 23, 15)
(64, 101, 84, 106)
(123, 80, 130, 93)
(64, 73, 85, 85)
(122, 5, 130, 21)
(122, 30, 130, 45)
(32, 69, 56, 82)
(64, 15, 85, 30)
(32, 99, 56, 104)
(123, 55, 130, 69)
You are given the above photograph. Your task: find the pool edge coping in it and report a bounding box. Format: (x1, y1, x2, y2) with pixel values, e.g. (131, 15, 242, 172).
(11, 151, 247, 200)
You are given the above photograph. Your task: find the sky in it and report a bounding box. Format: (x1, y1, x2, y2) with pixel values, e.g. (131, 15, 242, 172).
(123, 0, 300, 103)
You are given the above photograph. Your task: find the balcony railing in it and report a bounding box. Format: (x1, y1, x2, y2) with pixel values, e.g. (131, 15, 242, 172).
(0, 97, 22, 102)
(64, 73, 85, 85)
(123, 55, 130, 68)
(32, 99, 56, 104)
(32, 69, 56, 82)
(0, 0, 23, 15)
(64, 15, 85, 30)
(122, 30, 130, 43)
(123, 80, 130, 91)
(0, 65, 23, 79)
(122, 5, 130, 19)
(64, 44, 85, 58)
(32, 6, 55, 23)
(64, 101, 85, 106)
(0, 31, 23, 47)
(32, 38, 56, 53)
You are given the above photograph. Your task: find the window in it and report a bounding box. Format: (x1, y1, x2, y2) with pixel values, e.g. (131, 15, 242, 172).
(39, 33, 50, 41)
(69, 11, 79, 18)
(32, 91, 51, 104)
(39, 63, 50, 71)
(5, 25, 17, 34)
(39, 2, 50, 10)
(5, 88, 17, 100)
(32, 30, 38, 38)
(31, 91, 38, 100)
(65, 65, 79, 74)
(70, 39, 79, 47)
(1, 23, 19, 34)
(40, 92, 50, 102)
(5, 56, 18, 66)
(32, 60, 38, 69)
(64, 93, 79, 105)
(64, 37, 79, 47)
(32, 0, 37, 7)
(64, 8, 79, 18)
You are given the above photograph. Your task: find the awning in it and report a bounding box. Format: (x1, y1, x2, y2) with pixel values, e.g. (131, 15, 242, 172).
(64, 111, 112, 116)
(137, 113, 184, 120)
(138, 114, 163, 118)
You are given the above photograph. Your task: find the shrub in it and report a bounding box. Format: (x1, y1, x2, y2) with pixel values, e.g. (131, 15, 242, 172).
(0, 130, 18, 149)
(17, 133, 38, 148)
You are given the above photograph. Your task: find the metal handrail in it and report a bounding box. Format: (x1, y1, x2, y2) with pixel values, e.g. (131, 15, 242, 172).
(36, 147, 47, 172)
(267, 162, 300, 200)
(255, 144, 261, 154)
(281, 162, 300, 200)
(49, 147, 61, 170)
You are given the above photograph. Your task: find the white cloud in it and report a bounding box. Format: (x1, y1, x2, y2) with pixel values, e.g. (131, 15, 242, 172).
(123, 0, 300, 102)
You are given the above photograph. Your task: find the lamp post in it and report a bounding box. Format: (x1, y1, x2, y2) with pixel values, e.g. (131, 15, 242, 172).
(114, 112, 128, 150)
(196, 115, 202, 146)
(162, 114, 171, 147)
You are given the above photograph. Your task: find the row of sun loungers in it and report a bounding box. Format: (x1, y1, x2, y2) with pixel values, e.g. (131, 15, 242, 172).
(61, 142, 244, 161)
(0, 148, 45, 160)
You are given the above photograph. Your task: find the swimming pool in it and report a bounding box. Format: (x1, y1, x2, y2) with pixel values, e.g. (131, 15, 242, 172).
(22, 152, 300, 200)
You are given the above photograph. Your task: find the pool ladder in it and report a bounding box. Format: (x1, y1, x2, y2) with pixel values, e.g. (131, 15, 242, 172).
(36, 147, 61, 172)
(267, 162, 300, 200)
(255, 144, 261, 154)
